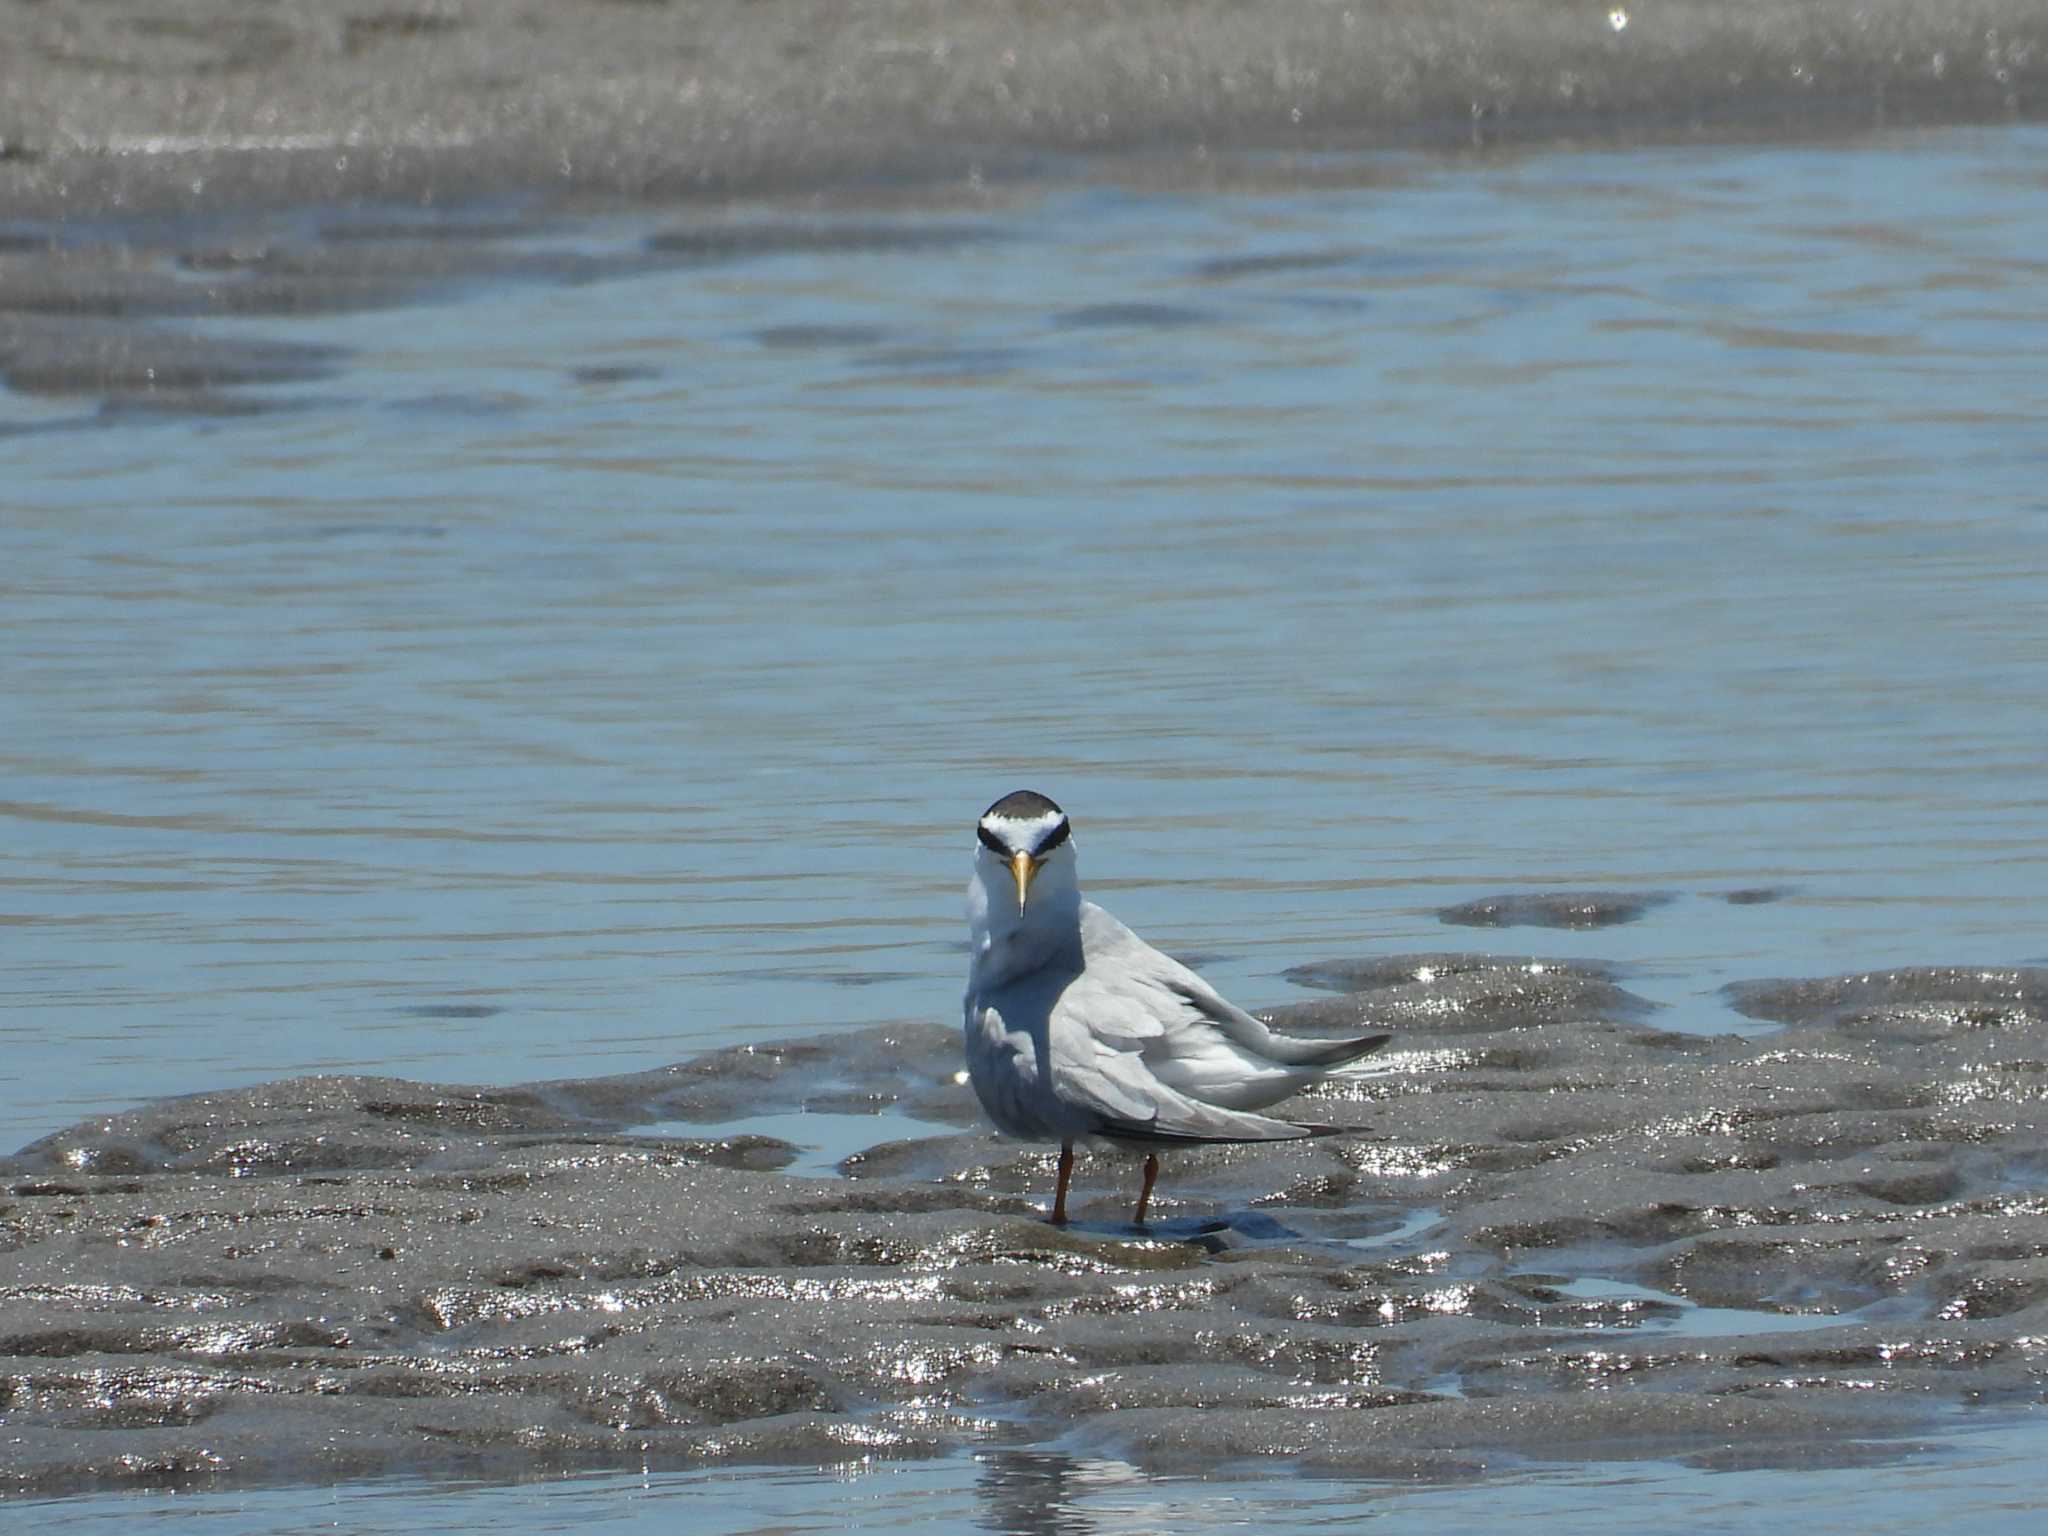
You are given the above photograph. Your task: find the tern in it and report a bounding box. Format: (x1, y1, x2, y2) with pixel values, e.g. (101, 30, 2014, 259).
(962, 790, 1388, 1225)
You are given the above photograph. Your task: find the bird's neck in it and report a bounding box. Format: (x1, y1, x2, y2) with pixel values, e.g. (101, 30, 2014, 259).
(969, 879, 1082, 987)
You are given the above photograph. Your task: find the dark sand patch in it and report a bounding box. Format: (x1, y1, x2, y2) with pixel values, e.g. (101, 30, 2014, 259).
(1438, 891, 1677, 930)
(569, 362, 662, 386)
(0, 208, 1012, 418)
(0, 314, 342, 400)
(1724, 885, 1793, 905)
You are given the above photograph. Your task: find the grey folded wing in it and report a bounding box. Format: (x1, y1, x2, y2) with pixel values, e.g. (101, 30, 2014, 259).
(1077, 903, 1388, 1068)
(1047, 979, 1317, 1144)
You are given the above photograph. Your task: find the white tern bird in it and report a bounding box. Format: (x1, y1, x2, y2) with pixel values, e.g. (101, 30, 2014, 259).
(962, 790, 1388, 1224)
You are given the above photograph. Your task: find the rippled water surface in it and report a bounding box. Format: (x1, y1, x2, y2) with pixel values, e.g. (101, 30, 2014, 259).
(7, 118, 2048, 1531)
(25, 1415, 2048, 1534)
(7, 127, 2048, 1148)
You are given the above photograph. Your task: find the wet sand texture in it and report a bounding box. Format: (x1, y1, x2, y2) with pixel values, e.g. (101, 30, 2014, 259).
(6, 958, 2047, 1494)
(4, 2, 2045, 418)
(0, 213, 1003, 412)
(0, 1, 2044, 219)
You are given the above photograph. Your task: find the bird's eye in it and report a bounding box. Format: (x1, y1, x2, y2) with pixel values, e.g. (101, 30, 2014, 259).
(1036, 818, 1071, 853)
(976, 823, 1007, 855)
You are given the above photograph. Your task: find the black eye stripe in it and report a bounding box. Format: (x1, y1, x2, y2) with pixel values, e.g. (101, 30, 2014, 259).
(977, 818, 1071, 856)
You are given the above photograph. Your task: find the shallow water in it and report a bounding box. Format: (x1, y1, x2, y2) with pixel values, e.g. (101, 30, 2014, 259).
(6, 123, 2048, 1519)
(7, 124, 2048, 1147)
(17, 1415, 2047, 1534)
(629, 1109, 958, 1177)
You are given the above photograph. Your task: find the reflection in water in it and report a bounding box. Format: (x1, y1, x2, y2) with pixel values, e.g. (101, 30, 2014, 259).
(975, 1450, 1119, 1536)
(24, 1416, 2048, 1532)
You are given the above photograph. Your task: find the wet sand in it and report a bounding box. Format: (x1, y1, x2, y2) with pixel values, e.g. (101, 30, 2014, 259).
(0, 210, 1023, 416)
(3, 1, 2045, 417)
(6, 954, 2045, 1494)
(2, 0, 2045, 221)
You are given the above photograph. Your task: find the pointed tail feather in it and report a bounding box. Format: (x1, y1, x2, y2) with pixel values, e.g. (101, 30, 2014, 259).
(1281, 1031, 1391, 1069)
(1095, 1118, 1354, 1146)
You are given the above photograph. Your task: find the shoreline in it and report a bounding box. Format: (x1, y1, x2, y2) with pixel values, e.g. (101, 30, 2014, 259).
(4, 3, 2044, 422)
(1, 1, 2044, 223)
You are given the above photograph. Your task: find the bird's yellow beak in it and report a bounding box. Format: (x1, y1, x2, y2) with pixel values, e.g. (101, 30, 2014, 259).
(1010, 850, 1040, 913)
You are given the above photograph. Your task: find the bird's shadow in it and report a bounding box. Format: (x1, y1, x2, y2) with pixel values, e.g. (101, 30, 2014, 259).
(1060, 1209, 1304, 1252)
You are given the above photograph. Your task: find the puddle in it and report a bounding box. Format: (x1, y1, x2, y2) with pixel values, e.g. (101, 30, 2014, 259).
(627, 1108, 956, 1177)
(1344, 1207, 1446, 1251)
(1544, 1277, 1909, 1339)
(1059, 1210, 1313, 1251)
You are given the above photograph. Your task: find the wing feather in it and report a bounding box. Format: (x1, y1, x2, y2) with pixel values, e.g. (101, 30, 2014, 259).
(968, 900, 1385, 1145)
(1052, 1037, 1313, 1142)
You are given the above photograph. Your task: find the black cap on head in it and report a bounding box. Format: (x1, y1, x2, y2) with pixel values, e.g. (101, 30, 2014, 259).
(982, 789, 1064, 821)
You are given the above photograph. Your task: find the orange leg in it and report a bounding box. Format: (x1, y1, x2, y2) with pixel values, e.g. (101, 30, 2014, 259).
(1050, 1140, 1075, 1224)
(1133, 1153, 1159, 1225)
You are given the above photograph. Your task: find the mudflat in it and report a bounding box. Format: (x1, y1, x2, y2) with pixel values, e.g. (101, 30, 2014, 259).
(6, 957, 2045, 1493)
